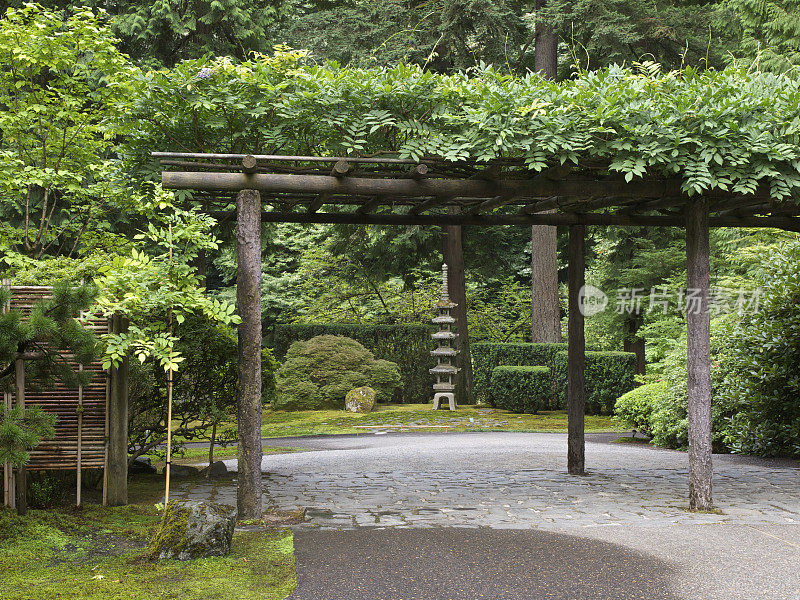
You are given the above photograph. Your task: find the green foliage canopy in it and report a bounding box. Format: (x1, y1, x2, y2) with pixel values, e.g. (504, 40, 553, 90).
(124, 54, 800, 203)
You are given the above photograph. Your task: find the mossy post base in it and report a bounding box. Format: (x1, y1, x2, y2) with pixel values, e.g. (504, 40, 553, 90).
(236, 188, 263, 520)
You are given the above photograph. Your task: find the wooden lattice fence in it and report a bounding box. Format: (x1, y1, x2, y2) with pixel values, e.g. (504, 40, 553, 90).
(1, 285, 111, 507)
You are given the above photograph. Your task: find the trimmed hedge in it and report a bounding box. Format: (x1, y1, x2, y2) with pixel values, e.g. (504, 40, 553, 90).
(491, 366, 551, 414)
(553, 351, 637, 415)
(270, 323, 434, 403)
(471, 342, 567, 407)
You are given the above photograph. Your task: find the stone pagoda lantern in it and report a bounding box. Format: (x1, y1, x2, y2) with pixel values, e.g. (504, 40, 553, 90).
(430, 263, 459, 410)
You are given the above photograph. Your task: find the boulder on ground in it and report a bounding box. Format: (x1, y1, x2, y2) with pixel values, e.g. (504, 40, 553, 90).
(149, 500, 237, 561)
(165, 464, 200, 478)
(201, 460, 228, 477)
(345, 386, 376, 413)
(129, 456, 157, 474)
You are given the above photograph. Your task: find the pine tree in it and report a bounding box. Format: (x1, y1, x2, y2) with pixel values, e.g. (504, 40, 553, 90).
(726, 0, 800, 71)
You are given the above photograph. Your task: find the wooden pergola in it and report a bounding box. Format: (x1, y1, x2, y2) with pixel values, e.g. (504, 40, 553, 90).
(156, 151, 800, 519)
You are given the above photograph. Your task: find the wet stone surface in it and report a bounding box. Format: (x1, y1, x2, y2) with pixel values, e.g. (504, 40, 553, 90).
(173, 432, 800, 531)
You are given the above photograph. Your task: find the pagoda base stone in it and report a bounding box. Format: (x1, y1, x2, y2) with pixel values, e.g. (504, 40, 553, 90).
(433, 392, 457, 411)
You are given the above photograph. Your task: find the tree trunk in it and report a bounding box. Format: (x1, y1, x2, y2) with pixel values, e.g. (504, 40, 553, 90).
(531, 1, 561, 343)
(567, 225, 586, 475)
(623, 318, 646, 375)
(236, 189, 263, 520)
(686, 199, 713, 511)
(442, 216, 473, 404)
(107, 315, 129, 507)
(207, 422, 216, 479)
(531, 220, 561, 342)
(534, 0, 558, 79)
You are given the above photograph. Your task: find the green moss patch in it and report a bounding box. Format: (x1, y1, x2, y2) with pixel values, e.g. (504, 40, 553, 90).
(0, 505, 296, 600)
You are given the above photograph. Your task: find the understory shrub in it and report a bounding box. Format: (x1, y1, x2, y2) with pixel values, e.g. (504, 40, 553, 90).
(648, 315, 738, 450)
(471, 342, 567, 406)
(553, 351, 637, 414)
(491, 366, 550, 414)
(271, 324, 433, 403)
(716, 241, 800, 458)
(274, 335, 402, 410)
(614, 382, 668, 436)
(128, 316, 278, 464)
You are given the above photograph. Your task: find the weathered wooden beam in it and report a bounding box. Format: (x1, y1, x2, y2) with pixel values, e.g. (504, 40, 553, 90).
(407, 164, 429, 179)
(468, 195, 518, 214)
(307, 193, 329, 214)
(236, 189, 263, 520)
(686, 198, 713, 511)
(154, 152, 426, 165)
(241, 155, 258, 173)
(567, 224, 586, 476)
(106, 315, 129, 507)
(331, 160, 351, 177)
(163, 171, 694, 201)
(208, 210, 800, 231)
(356, 196, 385, 215)
(410, 196, 451, 215)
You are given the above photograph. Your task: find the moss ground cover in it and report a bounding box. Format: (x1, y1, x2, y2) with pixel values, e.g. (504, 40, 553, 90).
(0, 476, 296, 600)
(260, 404, 620, 438)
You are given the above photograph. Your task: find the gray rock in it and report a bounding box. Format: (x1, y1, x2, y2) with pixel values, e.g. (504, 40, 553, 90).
(208, 460, 228, 477)
(129, 456, 157, 475)
(345, 386, 376, 413)
(165, 464, 200, 478)
(149, 500, 237, 561)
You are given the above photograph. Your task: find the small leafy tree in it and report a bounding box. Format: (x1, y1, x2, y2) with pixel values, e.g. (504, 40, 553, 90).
(0, 4, 131, 260)
(127, 315, 278, 471)
(94, 189, 240, 373)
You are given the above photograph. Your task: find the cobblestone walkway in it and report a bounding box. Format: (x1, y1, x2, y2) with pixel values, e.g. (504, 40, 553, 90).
(175, 432, 800, 530)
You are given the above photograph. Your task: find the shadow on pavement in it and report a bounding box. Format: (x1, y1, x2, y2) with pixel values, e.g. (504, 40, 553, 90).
(289, 527, 680, 600)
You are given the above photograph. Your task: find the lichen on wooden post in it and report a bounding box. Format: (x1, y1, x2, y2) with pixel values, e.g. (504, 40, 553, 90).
(236, 188, 263, 520)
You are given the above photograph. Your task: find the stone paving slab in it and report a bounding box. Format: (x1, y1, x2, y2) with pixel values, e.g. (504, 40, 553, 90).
(174, 432, 800, 530)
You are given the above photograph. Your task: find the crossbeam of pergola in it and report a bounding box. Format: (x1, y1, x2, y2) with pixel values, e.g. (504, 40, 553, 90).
(156, 152, 800, 517)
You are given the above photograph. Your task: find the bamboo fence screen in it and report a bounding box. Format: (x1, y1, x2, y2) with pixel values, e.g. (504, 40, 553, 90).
(1, 285, 110, 507)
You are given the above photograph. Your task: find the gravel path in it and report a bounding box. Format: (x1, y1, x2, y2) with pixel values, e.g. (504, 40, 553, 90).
(173, 432, 800, 600)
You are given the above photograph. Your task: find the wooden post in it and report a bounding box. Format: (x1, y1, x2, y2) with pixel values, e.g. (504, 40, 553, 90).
(107, 314, 129, 506)
(236, 189, 263, 519)
(3, 389, 12, 509)
(15, 358, 26, 514)
(2, 280, 13, 509)
(686, 199, 713, 510)
(76, 364, 83, 507)
(567, 224, 586, 475)
(442, 219, 474, 404)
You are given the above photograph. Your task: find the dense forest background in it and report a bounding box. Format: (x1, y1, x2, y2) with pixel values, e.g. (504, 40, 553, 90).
(1, 0, 799, 456)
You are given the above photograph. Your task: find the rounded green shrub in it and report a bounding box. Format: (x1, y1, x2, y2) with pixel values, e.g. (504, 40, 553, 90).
(274, 335, 402, 410)
(490, 366, 550, 414)
(614, 382, 668, 437)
